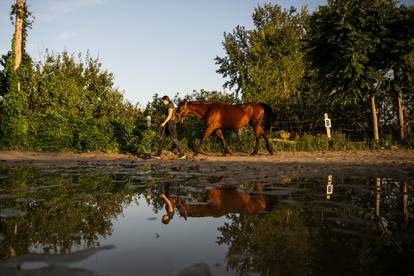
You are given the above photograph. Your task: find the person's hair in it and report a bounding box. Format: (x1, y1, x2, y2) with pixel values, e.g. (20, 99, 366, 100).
(162, 95, 170, 102)
(161, 214, 171, 224)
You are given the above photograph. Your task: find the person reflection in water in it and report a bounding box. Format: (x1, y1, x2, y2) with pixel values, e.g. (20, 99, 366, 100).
(160, 182, 267, 224)
(160, 183, 186, 224)
(160, 192, 175, 224)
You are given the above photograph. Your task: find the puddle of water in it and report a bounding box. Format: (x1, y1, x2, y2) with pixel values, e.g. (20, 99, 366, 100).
(0, 208, 27, 218)
(0, 166, 413, 275)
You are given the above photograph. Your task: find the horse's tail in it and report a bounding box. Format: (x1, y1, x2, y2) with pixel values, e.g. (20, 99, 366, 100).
(259, 103, 275, 133)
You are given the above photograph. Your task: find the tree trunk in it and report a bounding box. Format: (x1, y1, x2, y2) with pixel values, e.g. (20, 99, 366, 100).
(402, 182, 408, 224)
(13, 0, 24, 71)
(370, 93, 380, 142)
(397, 90, 405, 141)
(375, 178, 381, 218)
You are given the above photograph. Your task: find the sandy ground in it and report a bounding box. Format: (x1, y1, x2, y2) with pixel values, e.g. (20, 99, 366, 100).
(0, 150, 413, 180)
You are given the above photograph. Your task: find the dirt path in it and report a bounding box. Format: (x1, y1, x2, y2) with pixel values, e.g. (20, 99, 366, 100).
(0, 150, 413, 180)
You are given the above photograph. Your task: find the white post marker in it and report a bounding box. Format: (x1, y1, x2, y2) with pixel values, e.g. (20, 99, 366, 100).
(326, 175, 333, 200)
(146, 115, 151, 127)
(324, 113, 332, 140)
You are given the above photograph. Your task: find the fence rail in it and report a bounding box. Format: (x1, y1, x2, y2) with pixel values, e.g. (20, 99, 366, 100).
(144, 112, 406, 144)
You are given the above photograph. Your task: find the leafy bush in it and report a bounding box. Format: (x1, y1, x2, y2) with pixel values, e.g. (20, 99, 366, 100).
(1, 51, 143, 152)
(72, 118, 118, 152)
(28, 111, 72, 151)
(136, 128, 160, 153)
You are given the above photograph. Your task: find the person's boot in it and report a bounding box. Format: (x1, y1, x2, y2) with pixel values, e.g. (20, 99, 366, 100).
(177, 153, 187, 159)
(152, 153, 161, 159)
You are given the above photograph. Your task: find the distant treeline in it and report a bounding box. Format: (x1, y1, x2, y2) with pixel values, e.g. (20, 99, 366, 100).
(0, 0, 413, 153)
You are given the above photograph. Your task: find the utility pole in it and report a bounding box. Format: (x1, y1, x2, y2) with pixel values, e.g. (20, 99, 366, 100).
(13, 0, 25, 72)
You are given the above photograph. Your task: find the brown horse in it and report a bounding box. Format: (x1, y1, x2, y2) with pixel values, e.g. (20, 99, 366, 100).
(176, 101, 274, 155)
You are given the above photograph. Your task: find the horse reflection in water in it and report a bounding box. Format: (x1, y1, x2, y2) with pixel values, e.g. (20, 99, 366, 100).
(160, 183, 268, 224)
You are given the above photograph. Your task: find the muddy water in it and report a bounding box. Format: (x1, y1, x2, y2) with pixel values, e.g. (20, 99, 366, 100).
(0, 165, 413, 276)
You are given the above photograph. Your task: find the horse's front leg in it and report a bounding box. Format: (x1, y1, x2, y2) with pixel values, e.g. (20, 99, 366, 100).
(194, 126, 216, 156)
(215, 129, 231, 156)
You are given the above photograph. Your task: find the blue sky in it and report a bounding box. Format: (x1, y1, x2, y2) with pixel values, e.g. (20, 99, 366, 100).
(1, 0, 412, 106)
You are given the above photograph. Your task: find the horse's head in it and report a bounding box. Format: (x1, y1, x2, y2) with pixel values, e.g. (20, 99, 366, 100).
(176, 100, 190, 122)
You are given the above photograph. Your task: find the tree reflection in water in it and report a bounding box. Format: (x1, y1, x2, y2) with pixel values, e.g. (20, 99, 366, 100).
(216, 176, 414, 276)
(218, 209, 311, 276)
(0, 166, 136, 260)
(0, 166, 413, 276)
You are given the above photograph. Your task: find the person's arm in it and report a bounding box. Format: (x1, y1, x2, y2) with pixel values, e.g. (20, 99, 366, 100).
(161, 108, 173, 127)
(161, 193, 174, 213)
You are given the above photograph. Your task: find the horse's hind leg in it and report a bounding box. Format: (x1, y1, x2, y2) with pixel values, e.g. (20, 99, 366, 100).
(263, 134, 273, 155)
(251, 137, 260, 156)
(250, 124, 262, 155)
(251, 125, 270, 155)
(215, 129, 230, 156)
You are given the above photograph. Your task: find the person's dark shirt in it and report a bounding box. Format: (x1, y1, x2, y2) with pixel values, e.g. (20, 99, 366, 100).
(165, 101, 176, 122)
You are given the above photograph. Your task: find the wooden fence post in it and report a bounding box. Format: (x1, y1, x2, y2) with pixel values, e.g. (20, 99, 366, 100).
(324, 113, 332, 149)
(370, 93, 380, 143)
(397, 91, 406, 141)
(324, 113, 331, 139)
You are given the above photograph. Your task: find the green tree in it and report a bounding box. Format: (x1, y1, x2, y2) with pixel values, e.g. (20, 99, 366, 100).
(386, 5, 414, 141)
(215, 4, 308, 114)
(306, 0, 412, 143)
(28, 50, 141, 152)
(0, 1, 34, 148)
